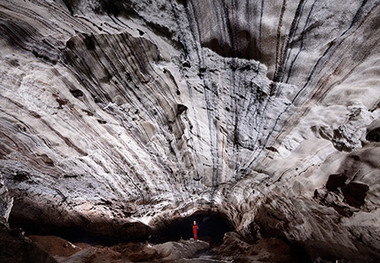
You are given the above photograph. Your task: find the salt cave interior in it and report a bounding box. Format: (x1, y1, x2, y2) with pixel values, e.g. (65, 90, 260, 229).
(0, 0, 380, 262)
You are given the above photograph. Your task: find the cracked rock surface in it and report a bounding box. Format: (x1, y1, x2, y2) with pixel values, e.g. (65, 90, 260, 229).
(0, 0, 380, 262)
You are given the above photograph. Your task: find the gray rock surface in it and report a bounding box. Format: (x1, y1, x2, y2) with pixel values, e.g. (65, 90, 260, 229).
(0, 172, 13, 222)
(0, 0, 379, 261)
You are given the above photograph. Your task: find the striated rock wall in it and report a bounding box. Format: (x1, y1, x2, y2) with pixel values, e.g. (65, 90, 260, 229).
(0, 0, 379, 261)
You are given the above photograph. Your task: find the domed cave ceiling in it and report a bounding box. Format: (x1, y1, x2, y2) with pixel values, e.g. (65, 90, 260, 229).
(0, 0, 380, 262)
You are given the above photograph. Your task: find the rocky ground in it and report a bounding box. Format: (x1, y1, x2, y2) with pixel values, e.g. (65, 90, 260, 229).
(23, 232, 302, 263)
(0, 220, 57, 263)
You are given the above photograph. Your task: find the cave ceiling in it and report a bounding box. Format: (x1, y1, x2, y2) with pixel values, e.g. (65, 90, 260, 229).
(0, 0, 380, 261)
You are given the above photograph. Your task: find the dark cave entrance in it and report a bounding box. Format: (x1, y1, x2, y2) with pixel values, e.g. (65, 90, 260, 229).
(8, 217, 117, 246)
(9, 209, 233, 247)
(150, 211, 233, 246)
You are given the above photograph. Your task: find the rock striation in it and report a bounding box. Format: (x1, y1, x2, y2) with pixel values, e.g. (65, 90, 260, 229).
(0, 0, 379, 262)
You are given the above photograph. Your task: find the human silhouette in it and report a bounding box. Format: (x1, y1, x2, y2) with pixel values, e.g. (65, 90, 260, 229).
(193, 221, 199, 240)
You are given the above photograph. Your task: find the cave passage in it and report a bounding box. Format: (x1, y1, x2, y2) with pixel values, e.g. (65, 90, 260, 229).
(150, 211, 233, 246)
(9, 210, 233, 247)
(8, 217, 118, 246)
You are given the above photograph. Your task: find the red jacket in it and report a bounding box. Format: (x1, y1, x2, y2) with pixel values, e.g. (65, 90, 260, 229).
(193, 225, 198, 233)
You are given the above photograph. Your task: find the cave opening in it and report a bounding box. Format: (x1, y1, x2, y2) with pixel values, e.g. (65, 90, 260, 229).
(8, 209, 233, 247)
(8, 217, 118, 246)
(150, 211, 234, 247)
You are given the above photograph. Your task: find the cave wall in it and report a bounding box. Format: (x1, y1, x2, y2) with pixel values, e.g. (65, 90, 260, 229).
(0, 0, 379, 261)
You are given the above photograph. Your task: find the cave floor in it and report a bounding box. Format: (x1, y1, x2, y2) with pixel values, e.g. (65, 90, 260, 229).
(28, 234, 226, 263)
(27, 233, 303, 263)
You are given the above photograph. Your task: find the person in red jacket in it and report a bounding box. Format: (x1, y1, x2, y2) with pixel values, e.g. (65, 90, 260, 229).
(193, 221, 199, 240)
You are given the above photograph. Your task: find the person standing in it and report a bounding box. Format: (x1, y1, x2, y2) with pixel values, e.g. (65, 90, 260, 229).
(193, 221, 199, 240)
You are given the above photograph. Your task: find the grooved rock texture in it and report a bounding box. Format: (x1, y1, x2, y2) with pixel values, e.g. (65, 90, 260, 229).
(0, 0, 380, 261)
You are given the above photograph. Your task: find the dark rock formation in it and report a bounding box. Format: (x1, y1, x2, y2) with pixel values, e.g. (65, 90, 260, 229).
(0, 0, 379, 262)
(0, 220, 58, 263)
(215, 232, 303, 262)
